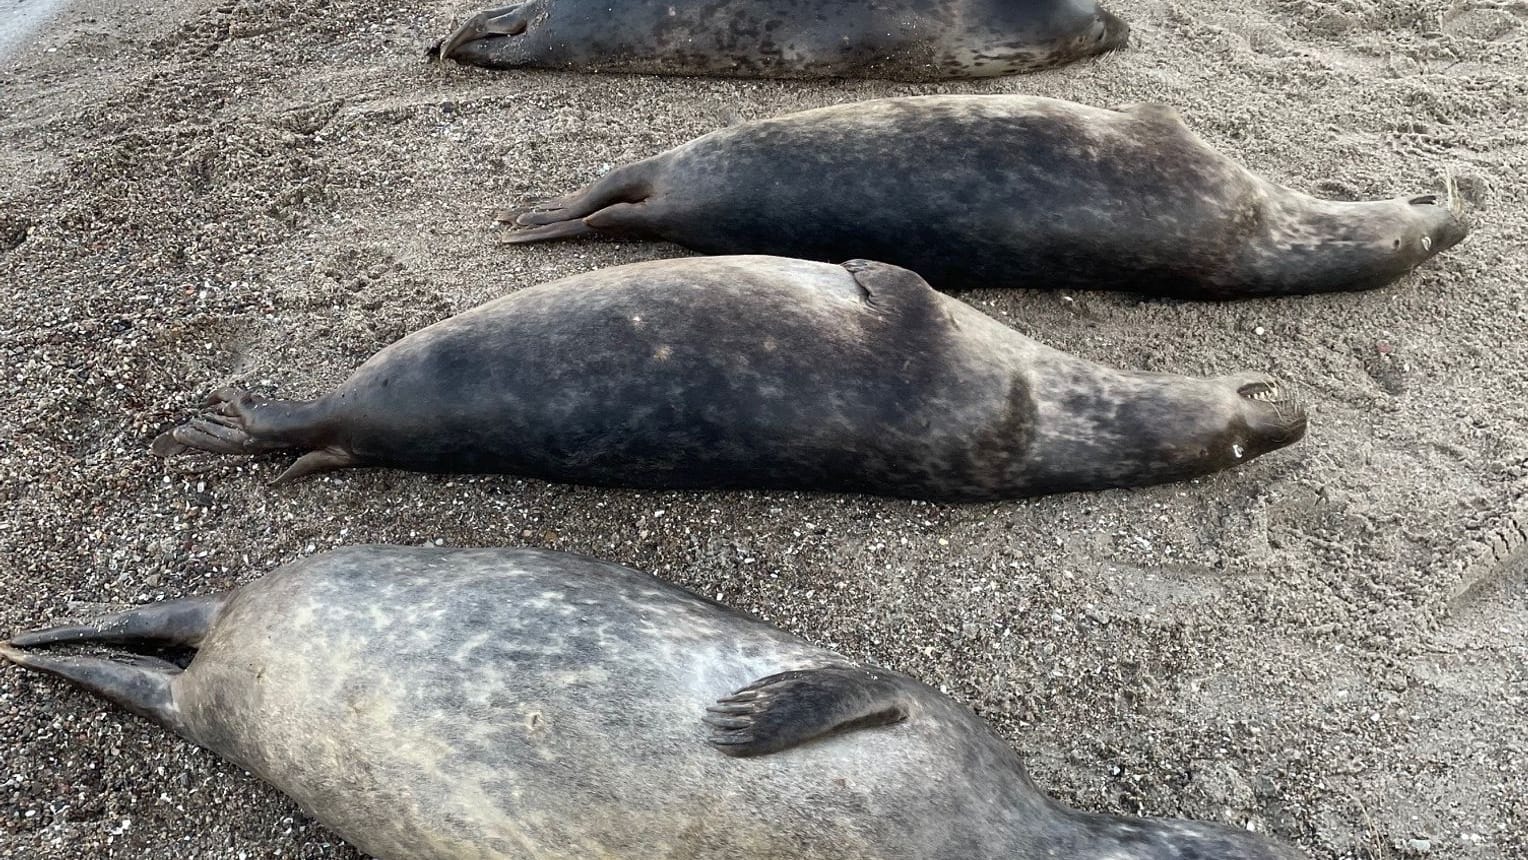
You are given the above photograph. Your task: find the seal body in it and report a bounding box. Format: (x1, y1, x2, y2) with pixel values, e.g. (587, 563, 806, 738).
(153, 256, 1305, 498)
(432, 0, 1128, 81)
(503, 96, 1469, 299)
(2, 546, 1303, 860)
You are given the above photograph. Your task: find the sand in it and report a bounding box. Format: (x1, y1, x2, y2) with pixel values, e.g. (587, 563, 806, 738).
(0, 0, 1524, 857)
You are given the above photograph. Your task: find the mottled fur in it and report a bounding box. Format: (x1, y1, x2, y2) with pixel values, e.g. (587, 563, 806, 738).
(433, 0, 1128, 81)
(502, 96, 1469, 299)
(152, 257, 1306, 498)
(3, 546, 1302, 860)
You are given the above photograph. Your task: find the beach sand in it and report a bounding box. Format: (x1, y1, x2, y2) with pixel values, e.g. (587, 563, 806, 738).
(0, 0, 1525, 857)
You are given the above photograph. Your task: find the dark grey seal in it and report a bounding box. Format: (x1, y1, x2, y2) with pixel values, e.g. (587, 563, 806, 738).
(151, 256, 1306, 499)
(502, 95, 1469, 300)
(431, 0, 1129, 81)
(2, 545, 1303, 860)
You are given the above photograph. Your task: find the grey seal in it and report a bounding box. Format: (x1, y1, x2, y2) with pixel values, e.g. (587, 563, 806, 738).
(501, 95, 1469, 300)
(431, 0, 1128, 81)
(151, 256, 1306, 499)
(2, 545, 1303, 860)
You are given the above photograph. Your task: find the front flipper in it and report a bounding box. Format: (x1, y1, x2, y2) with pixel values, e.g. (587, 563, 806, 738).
(705, 665, 913, 757)
(840, 259, 940, 310)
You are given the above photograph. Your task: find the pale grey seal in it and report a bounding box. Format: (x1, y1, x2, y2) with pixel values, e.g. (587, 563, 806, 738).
(2, 545, 1303, 860)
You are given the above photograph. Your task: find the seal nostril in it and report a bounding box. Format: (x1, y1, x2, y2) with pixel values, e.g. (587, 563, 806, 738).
(1237, 381, 1276, 400)
(1409, 195, 1438, 206)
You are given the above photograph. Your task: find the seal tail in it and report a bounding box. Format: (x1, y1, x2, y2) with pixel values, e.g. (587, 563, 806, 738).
(498, 162, 656, 243)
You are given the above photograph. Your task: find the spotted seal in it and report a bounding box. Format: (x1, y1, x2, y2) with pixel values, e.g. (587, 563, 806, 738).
(151, 256, 1305, 498)
(2, 545, 1302, 860)
(431, 0, 1128, 81)
(501, 95, 1468, 300)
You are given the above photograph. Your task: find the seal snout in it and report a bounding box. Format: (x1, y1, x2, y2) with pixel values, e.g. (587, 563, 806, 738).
(1406, 193, 1469, 258)
(1234, 377, 1308, 452)
(1095, 7, 1130, 51)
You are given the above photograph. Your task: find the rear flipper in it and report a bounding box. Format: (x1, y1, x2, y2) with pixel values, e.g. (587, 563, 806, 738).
(1, 644, 184, 732)
(432, 3, 532, 63)
(8, 593, 229, 649)
(152, 387, 356, 485)
(498, 164, 658, 244)
(1, 593, 236, 732)
(705, 665, 913, 757)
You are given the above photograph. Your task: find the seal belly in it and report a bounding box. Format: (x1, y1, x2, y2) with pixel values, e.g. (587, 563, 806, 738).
(645, 100, 1260, 293)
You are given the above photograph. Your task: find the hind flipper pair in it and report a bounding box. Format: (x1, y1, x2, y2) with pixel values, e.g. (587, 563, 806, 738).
(153, 387, 355, 485)
(495, 164, 660, 244)
(2, 594, 229, 735)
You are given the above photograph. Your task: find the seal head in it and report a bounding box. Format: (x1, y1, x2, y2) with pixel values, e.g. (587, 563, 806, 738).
(1225, 193, 1469, 295)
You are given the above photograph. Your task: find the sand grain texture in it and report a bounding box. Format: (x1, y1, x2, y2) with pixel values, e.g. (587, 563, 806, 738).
(0, 0, 1525, 858)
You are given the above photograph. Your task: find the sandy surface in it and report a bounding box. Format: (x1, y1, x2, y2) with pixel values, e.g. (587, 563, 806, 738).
(0, 0, 1525, 857)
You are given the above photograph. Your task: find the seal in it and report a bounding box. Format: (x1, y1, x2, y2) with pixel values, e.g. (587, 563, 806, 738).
(2, 545, 1304, 860)
(430, 0, 1129, 81)
(151, 256, 1306, 499)
(501, 95, 1469, 300)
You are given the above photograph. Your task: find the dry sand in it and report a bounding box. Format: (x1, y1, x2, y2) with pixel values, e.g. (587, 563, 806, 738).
(0, 0, 1525, 857)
